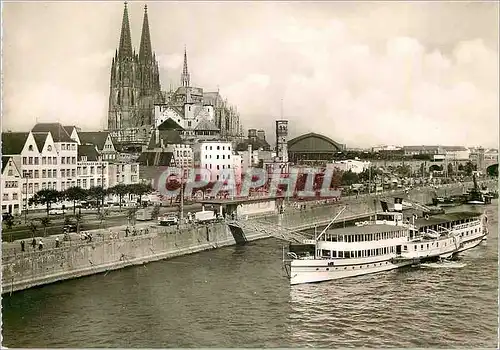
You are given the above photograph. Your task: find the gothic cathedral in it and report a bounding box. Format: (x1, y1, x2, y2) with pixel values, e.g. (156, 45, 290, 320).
(108, 3, 164, 144)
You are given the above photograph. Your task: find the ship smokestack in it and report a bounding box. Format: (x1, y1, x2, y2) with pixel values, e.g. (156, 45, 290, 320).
(394, 198, 403, 212)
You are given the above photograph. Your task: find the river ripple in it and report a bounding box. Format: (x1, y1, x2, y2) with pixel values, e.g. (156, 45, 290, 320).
(2, 203, 498, 348)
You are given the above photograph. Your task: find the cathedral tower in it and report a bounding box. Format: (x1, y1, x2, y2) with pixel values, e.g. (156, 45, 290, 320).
(108, 3, 163, 143)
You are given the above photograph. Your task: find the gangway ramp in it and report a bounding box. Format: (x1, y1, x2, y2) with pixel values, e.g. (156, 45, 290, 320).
(226, 219, 308, 245)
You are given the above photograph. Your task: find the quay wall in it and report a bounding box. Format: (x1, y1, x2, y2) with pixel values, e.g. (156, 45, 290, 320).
(2, 223, 269, 294)
(2, 181, 495, 294)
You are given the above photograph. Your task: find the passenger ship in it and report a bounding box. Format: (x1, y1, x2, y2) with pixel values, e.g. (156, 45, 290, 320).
(284, 199, 488, 285)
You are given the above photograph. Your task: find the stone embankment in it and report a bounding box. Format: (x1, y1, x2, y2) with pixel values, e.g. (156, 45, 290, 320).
(2, 180, 495, 294)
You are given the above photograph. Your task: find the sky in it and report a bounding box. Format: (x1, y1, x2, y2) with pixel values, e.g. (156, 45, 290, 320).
(2, 1, 499, 148)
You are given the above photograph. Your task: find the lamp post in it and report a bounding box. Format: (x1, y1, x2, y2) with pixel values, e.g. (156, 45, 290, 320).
(24, 176, 28, 224)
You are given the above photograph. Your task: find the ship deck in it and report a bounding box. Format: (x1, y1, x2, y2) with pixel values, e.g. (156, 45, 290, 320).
(412, 211, 481, 227)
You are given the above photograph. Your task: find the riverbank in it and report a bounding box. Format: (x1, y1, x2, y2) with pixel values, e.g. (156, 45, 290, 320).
(2, 180, 496, 294)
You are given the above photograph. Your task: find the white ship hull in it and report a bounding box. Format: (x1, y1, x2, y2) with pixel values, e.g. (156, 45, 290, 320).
(289, 257, 413, 285)
(285, 207, 487, 286)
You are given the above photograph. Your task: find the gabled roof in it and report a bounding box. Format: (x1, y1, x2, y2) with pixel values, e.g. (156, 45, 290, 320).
(236, 138, 271, 152)
(158, 118, 184, 131)
(32, 132, 49, 152)
(194, 119, 220, 131)
(2, 132, 29, 155)
(2, 157, 10, 172)
(78, 131, 110, 150)
(148, 130, 182, 149)
(77, 144, 100, 161)
(137, 151, 173, 166)
(32, 123, 73, 142)
(63, 125, 78, 134)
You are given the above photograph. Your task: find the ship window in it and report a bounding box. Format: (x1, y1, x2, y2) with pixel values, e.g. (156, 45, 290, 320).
(436, 242, 439, 247)
(338, 251, 344, 258)
(344, 251, 350, 258)
(321, 250, 331, 258)
(426, 244, 429, 249)
(414, 245, 417, 250)
(331, 235, 338, 242)
(357, 250, 361, 257)
(421, 245, 424, 250)
(332, 251, 337, 258)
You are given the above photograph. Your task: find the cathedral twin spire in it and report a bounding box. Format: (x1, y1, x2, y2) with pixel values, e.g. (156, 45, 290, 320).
(117, 2, 153, 63)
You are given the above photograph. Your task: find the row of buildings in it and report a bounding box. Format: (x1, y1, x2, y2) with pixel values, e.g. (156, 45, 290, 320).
(2, 123, 140, 215)
(372, 145, 498, 172)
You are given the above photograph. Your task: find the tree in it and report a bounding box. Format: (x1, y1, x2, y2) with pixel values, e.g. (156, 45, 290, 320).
(341, 171, 359, 186)
(75, 213, 83, 234)
(29, 189, 60, 215)
(3, 216, 15, 242)
(127, 207, 138, 227)
(151, 205, 160, 220)
(97, 209, 110, 229)
(64, 187, 88, 215)
(447, 163, 454, 176)
(108, 184, 129, 211)
(28, 221, 38, 238)
(129, 183, 153, 206)
(87, 186, 106, 213)
(464, 161, 476, 176)
(37, 216, 51, 237)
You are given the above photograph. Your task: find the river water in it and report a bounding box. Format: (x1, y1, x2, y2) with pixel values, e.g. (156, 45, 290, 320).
(2, 203, 498, 348)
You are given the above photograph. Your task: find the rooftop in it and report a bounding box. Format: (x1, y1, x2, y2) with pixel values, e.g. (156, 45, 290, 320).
(78, 131, 110, 149)
(1, 132, 29, 155)
(32, 123, 74, 143)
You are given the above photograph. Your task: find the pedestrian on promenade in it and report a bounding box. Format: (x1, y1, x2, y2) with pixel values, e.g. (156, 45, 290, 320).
(31, 238, 36, 249)
(20, 240, 25, 252)
(55, 237, 60, 248)
(38, 239, 44, 250)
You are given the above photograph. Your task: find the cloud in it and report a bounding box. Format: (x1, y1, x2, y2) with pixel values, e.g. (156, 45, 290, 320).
(2, 2, 498, 149)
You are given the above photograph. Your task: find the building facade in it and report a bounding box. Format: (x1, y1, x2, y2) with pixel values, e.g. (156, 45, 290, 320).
(76, 145, 109, 190)
(2, 124, 79, 209)
(108, 162, 140, 188)
(193, 141, 234, 182)
(1, 157, 23, 215)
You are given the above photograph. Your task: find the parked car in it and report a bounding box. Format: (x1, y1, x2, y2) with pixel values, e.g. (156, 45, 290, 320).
(158, 215, 178, 226)
(63, 224, 77, 233)
(49, 209, 66, 215)
(2, 213, 14, 221)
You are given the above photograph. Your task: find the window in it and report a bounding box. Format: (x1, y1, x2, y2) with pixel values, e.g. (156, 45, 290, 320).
(7, 169, 13, 176)
(53, 157, 57, 165)
(34, 157, 39, 165)
(62, 144, 66, 150)
(3, 194, 9, 201)
(72, 169, 76, 177)
(23, 157, 27, 165)
(34, 170, 39, 178)
(42, 157, 46, 165)
(47, 145, 52, 151)
(28, 157, 33, 165)
(61, 157, 65, 164)
(13, 193, 18, 200)
(217, 165, 220, 170)
(28, 145, 33, 151)
(61, 169, 65, 177)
